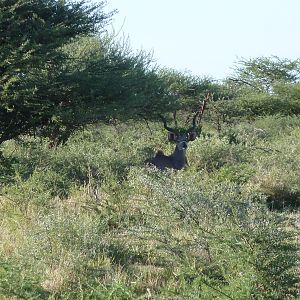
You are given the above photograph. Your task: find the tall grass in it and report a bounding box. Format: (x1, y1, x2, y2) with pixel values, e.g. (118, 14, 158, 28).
(0, 116, 299, 299)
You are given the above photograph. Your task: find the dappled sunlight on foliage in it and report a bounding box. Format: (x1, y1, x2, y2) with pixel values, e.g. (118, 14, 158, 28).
(1, 114, 299, 298)
(0, 1, 299, 297)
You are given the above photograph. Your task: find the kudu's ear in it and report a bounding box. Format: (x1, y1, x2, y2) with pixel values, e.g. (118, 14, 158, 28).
(168, 132, 177, 141)
(188, 131, 197, 141)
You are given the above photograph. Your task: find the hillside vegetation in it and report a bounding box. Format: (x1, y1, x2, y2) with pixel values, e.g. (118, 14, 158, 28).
(1, 1, 300, 299)
(1, 113, 300, 299)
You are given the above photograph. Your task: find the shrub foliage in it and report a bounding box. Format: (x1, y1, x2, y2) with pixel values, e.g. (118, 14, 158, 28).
(0, 1, 299, 299)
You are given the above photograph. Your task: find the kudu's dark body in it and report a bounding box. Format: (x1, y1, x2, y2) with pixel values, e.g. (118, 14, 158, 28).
(145, 146, 188, 171)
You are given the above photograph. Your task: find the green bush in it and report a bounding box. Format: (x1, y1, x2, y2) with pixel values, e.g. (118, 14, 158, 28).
(0, 114, 299, 299)
(216, 88, 300, 120)
(127, 168, 299, 299)
(0, 259, 49, 299)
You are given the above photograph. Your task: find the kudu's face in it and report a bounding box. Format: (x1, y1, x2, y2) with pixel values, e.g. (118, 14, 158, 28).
(168, 131, 197, 151)
(160, 112, 199, 151)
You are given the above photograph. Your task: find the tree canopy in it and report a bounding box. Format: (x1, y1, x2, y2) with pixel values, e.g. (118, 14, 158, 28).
(229, 56, 300, 93)
(0, 0, 184, 145)
(1, 1, 299, 146)
(0, 0, 112, 144)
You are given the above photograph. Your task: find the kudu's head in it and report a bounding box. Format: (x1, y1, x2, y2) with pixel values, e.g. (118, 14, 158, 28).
(159, 112, 199, 151)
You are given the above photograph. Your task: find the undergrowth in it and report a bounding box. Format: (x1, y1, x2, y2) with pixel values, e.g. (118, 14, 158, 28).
(0, 115, 299, 299)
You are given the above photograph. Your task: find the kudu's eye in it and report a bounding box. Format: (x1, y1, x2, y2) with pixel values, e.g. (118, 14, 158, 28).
(168, 132, 177, 141)
(188, 132, 197, 141)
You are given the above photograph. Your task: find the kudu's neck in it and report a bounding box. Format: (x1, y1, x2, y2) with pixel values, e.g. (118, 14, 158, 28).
(170, 145, 187, 169)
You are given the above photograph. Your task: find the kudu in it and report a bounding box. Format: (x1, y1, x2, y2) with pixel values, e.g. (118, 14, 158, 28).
(145, 96, 209, 171)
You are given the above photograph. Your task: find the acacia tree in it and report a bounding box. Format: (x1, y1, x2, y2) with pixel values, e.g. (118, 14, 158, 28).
(218, 56, 300, 118)
(157, 68, 226, 112)
(0, 0, 177, 146)
(0, 0, 113, 144)
(37, 34, 174, 145)
(229, 56, 300, 93)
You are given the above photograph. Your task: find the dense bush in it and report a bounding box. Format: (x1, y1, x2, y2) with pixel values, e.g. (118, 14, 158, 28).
(0, 5, 299, 296)
(1, 113, 299, 299)
(0, 0, 112, 145)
